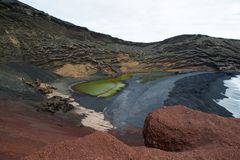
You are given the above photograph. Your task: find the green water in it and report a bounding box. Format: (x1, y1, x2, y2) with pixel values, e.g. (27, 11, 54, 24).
(72, 74, 131, 98)
(72, 72, 174, 98)
(136, 72, 174, 83)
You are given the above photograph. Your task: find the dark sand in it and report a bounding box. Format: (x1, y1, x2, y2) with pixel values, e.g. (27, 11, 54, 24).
(73, 72, 233, 129)
(164, 72, 234, 117)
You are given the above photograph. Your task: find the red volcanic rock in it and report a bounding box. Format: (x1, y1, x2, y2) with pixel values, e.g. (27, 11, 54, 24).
(24, 131, 144, 160)
(24, 106, 240, 160)
(143, 105, 240, 152)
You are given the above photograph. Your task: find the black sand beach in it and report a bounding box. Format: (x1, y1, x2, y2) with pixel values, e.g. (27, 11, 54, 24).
(164, 72, 234, 117)
(72, 72, 236, 129)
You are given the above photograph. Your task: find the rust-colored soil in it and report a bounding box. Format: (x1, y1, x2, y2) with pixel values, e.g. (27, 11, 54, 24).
(24, 131, 143, 160)
(25, 106, 240, 160)
(1, 97, 240, 160)
(143, 105, 240, 151)
(0, 98, 94, 160)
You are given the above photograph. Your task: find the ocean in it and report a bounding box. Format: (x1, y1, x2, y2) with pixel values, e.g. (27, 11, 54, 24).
(215, 75, 240, 118)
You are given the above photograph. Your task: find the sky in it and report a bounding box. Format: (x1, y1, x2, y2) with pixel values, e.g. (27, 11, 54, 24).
(20, 0, 240, 42)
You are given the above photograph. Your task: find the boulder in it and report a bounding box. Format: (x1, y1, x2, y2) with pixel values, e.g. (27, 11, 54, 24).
(143, 105, 240, 152)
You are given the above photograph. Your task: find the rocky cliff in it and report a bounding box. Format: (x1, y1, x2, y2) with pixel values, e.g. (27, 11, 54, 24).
(1, 0, 240, 76)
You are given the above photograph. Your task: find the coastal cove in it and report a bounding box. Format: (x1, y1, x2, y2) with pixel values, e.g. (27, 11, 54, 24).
(1, 0, 240, 159)
(71, 72, 239, 129)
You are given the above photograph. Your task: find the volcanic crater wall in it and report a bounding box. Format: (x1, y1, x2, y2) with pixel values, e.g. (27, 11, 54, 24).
(1, 0, 240, 75)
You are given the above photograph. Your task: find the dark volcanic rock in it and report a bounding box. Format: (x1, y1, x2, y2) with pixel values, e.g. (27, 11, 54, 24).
(164, 72, 233, 117)
(39, 96, 74, 114)
(143, 105, 240, 152)
(0, 1, 240, 73)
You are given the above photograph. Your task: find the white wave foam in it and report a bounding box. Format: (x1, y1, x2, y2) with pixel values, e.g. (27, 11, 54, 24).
(215, 75, 240, 117)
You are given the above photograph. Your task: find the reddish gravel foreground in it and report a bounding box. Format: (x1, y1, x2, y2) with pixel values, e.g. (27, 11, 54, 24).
(24, 105, 240, 160)
(0, 97, 94, 160)
(1, 95, 240, 160)
(24, 131, 143, 160)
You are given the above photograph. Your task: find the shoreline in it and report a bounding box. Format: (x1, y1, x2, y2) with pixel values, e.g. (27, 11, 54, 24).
(1, 69, 240, 159)
(72, 72, 207, 129)
(165, 72, 234, 117)
(49, 71, 239, 131)
(46, 88, 114, 131)
(215, 74, 240, 117)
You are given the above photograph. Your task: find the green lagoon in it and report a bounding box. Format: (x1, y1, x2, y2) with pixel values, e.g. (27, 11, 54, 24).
(72, 74, 131, 98)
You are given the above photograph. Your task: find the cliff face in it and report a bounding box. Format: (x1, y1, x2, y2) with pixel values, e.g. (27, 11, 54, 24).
(1, 0, 240, 76)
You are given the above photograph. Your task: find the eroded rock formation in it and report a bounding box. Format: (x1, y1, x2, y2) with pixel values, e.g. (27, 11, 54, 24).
(39, 96, 74, 114)
(1, 0, 240, 76)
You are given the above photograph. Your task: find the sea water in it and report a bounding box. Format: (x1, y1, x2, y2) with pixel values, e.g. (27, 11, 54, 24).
(216, 75, 240, 117)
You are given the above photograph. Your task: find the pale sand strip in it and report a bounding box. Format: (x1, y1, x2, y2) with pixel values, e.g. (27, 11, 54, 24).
(47, 90, 114, 131)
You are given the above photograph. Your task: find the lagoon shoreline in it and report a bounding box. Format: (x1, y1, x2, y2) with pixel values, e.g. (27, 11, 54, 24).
(164, 72, 235, 117)
(71, 72, 237, 130)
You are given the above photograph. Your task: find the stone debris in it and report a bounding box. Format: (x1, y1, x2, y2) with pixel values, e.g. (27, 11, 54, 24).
(22, 78, 74, 114)
(22, 78, 56, 94)
(39, 96, 74, 114)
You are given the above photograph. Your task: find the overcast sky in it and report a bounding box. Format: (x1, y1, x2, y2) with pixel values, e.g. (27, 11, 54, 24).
(20, 0, 240, 42)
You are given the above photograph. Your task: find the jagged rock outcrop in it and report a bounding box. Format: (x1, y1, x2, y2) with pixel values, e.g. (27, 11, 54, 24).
(21, 78, 75, 113)
(39, 96, 74, 114)
(22, 78, 56, 94)
(0, 0, 240, 76)
(143, 105, 240, 152)
(21, 77, 74, 114)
